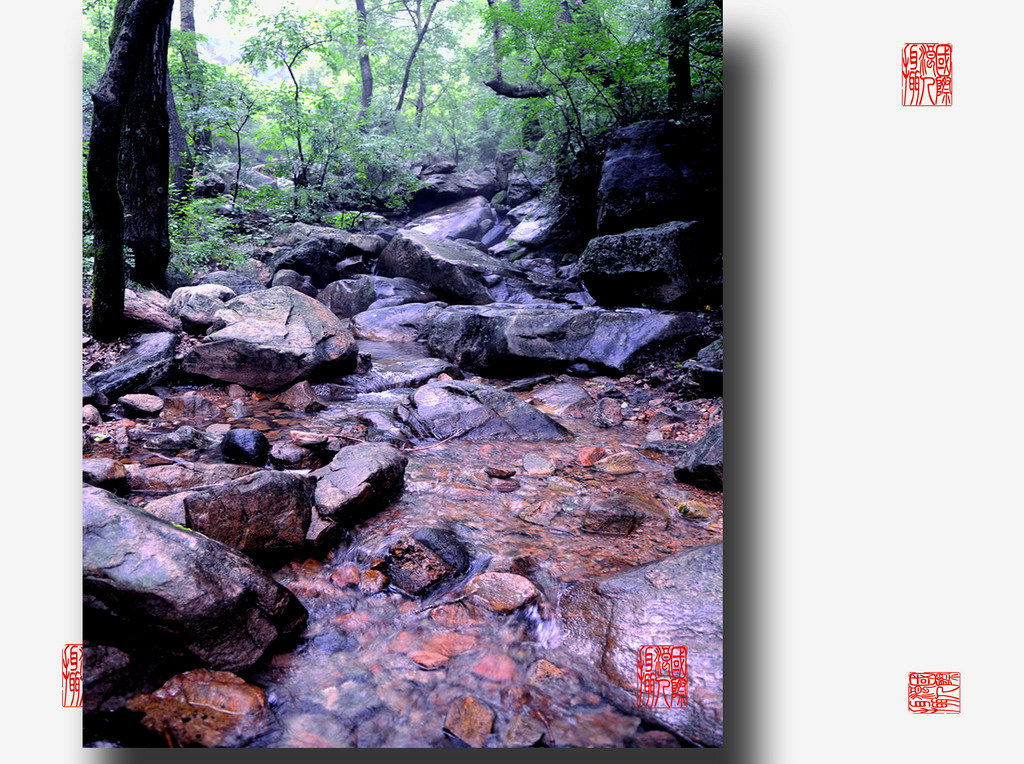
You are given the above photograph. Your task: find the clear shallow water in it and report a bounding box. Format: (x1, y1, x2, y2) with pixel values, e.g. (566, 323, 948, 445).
(89, 340, 722, 747)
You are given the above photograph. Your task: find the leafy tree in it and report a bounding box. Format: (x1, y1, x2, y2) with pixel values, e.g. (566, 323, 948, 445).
(241, 7, 349, 186)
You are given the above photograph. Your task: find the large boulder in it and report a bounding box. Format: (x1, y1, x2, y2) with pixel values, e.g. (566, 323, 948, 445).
(596, 119, 721, 236)
(378, 230, 545, 305)
(168, 284, 237, 334)
(123, 289, 179, 333)
(673, 422, 723, 490)
(352, 302, 448, 343)
(181, 287, 358, 391)
(558, 543, 723, 746)
(425, 304, 706, 375)
(183, 471, 315, 553)
(411, 170, 499, 212)
(317, 276, 436, 319)
(265, 238, 339, 289)
(499, 198, 554, 251)
(271, 222, 386, 258)
(408, 196, 495, 241)
(577, 221, 719, 309)
(86, 332, 179, 400)
(312, 443, 408, 524)
(397, 380, 572, 441)
(83, 486, 307, 672)
(334, 356, 457, 394)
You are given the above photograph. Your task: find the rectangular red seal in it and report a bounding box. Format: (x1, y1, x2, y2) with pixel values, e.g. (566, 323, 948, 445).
(62, 644, 83, 708)
(636, 645, 687, 709)
(902, 44, 953, 106)
(908, 671, 960, 713)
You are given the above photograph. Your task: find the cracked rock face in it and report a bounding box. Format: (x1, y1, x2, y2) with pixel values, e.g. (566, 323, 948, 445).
(83, 485, 307, 672)
(181, 286, 358, 391)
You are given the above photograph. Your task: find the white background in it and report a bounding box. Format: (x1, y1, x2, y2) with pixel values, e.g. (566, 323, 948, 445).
(2, 1, 1021, 760)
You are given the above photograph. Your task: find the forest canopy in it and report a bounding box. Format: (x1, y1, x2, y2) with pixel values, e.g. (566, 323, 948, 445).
(82, 0, 721, 337)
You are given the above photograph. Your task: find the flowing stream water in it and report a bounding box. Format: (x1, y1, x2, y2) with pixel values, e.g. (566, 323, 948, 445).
(89, 339, 722, 747)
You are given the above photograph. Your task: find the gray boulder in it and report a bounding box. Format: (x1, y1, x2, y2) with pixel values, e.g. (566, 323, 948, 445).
(596, 119, 721, 236)
(425, 304, 706, 375)
(578, 221, 718, 309)
(312, 443, 408, 525)
(86, 332, 179, 400)
(352, 302, 448, 343)
(195, 270, 266, 296)
(181, 287, 358, 391)
(83, 485, 307, 672)
(334, 356, 457, 394)
(411, 170, 499, 212)
(558, 543, 723, 746)
(168, 284, 237, 334)
(317, 276, 437, 319)
(397, 380, 572, 441)
(271, 222, 386, 259)
(673, 422, 723, 490)
(183, 471, 315, 553)
(378, 230, 544, 305)
(408, 196, 495, 241)
(271, 268, 318, 297)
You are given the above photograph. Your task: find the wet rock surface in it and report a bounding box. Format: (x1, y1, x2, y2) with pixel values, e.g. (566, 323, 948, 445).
(425, 304, 707, 375)
(83, 485, 307, 671)
(558, 543, 723, 746)
(182, 287, 358, 391)
(83, 287, 722, 749)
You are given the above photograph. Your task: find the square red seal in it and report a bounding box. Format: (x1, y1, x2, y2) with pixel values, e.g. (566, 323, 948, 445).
(908, 672, 960, 713)
(62, 644, 83, 708)
(902, 44, 952, 106)
(636, 645, 687, 709)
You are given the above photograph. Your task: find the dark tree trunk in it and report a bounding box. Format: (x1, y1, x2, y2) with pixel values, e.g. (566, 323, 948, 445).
(167, 72, 192, 199)
(179, 0, 211, 152)
(355, 0, 373, 120)
(668, 0, 693, 110)
(88, 0, 173, 340)
(119, 0, 173, 287)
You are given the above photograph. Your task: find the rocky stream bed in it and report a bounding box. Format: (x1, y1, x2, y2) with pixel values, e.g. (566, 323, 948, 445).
(80, 121, 723, 748)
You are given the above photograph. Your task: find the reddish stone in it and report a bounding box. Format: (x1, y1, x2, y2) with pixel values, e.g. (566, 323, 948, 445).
(470, 653, 518, 683)
(409, 651, 449, 670)
(330, 564, 361, 589)
(359, 569, 389, 594)
(466, 572, 538, 614)
(125, 669, 268, 748)
(577, 446, 608, 466)
(444, 696, 494, 748)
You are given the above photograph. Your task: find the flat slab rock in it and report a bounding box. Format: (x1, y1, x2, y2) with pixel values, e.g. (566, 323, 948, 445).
(558, 542, 722, 746)
(83, 486, 307, 671)
(86, 332, 179, 400)
(425, 303, 706, 375)
(396, 380, 572, 442)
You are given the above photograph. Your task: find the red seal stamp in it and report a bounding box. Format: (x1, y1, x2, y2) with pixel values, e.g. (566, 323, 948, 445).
(902, 44, 953, 106)
(908, 672, 960, 713)
(636, 645, 687, 709)
(62, 644, 83, 708)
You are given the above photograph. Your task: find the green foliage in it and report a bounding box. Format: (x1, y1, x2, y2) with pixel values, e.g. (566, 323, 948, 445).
(167, 190, 248, 281)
